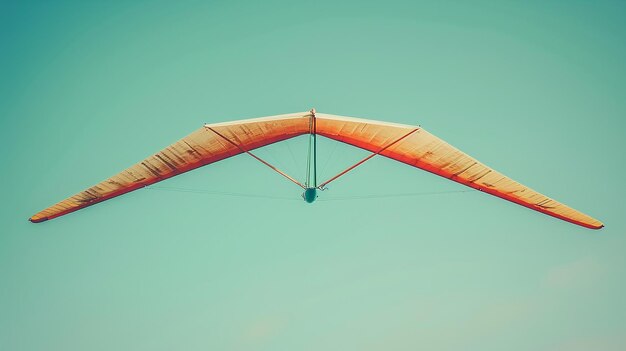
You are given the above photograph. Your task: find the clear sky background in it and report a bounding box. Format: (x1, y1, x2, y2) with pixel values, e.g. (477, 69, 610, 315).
(1, 1, 625, 350)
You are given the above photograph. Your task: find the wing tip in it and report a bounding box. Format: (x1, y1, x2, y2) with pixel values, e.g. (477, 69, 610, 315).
(29, 216, 49, 223)
(584, 221, 604, 230)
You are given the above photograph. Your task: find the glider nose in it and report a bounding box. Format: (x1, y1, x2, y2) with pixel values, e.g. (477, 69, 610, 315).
(303, 187, 317, 203)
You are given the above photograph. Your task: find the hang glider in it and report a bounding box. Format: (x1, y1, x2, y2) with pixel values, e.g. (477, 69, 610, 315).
(29, 110, 603, 229)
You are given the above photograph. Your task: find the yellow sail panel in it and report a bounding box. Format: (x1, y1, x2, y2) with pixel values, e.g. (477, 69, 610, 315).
(29, 112, 311, 223)
(315, 113, 603, 229)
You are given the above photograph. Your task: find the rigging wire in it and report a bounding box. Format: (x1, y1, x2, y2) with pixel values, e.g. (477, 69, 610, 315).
(282, 136, 302, 178)
(317, 189, 473, 201)
(317, 128, 419, 189)
(145, 185, 473, 201)
(305, 130, 312, 187)
(145, 185, 300, 201)
(318, 136, 341, 181)
(205, 126, 305, 189)
(312, 112, 317, 187)
(305, 113, 314, 187)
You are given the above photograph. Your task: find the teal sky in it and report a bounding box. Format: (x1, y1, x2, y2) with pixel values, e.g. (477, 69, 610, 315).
(2, 1, 625, 350)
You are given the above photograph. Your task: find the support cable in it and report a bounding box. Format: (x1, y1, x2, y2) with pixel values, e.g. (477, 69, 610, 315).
(317, 128, 420, 189)
(205, 126, 306, 189)
(318, 189, 473, 201)
(305, 108, 317, 187)
(305, 116, 312, 187)
(313, 110, 317, 187)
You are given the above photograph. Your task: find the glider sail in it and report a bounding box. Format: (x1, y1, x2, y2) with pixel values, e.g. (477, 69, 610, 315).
(29, 112, 311, 223)
(314, 113, 602, 229)
(29, 111, 603, 229)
